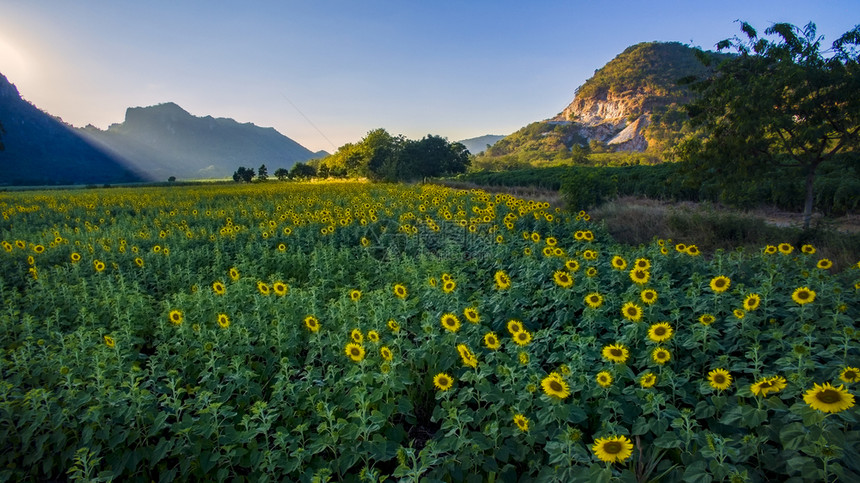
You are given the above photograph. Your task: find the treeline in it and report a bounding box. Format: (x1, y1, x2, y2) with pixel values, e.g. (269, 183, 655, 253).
(311, 129, 470, 181)
(452, 154, 859, 214)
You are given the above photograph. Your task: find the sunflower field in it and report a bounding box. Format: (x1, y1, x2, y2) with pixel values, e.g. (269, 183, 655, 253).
(0, 181, 858, 482)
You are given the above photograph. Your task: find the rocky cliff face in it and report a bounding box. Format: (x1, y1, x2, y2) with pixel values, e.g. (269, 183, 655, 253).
(551, 87, 655, 152)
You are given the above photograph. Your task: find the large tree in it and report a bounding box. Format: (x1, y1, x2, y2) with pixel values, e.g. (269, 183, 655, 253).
(679, 22, 860, 228)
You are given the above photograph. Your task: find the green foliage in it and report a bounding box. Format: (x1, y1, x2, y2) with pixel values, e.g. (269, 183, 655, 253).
(289, 162, 317, 180)
(257, 164, 268, 181)
(273, 167, 290, 181)
(679, 22, 860, 228)
(231, 166, 255, 183)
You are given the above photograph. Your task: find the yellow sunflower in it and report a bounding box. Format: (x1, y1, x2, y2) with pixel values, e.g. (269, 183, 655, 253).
(513, 414, 529, 432)
(463, 307, 480, 324)
(513, 329, 532, 347)
(553, 270, 574, 288)
(345, 343, 365, 362)
(791, 287, 816, 305)
(217, 313, 230, 329)
(70, 252, 82, 263)
(640, 289, 658, 305)
(433, 372, 454, 391)
(675, 243, 687, 252)
(602, 344, 629, 363)
(441, 313, 461, 333)
(390, 283, 408, 299)
(685, 245, 701, 256)
(442, 280, 457, 293)
(494, 270, 511, 290)
(257, 282, 271, 295)
(750, 375, 786, 397)
(212, 281, 226, 295)
(565, 259, 581, 272)
(592, 435, 633, 464)
(304, 315, 320, 333)
(778, 243, 794, 255)
(349, 289, 362, 301)
(611, 255, 627, 270)
(585, 292, 604, 309)
(652, 347, 671, 365)
(582, 249, 598, 261)
(816, 259, 833, 270)
(840, 367, 860, 383)
(621, 302, 643, 322)
(380, 346, 393, 361)
(367, 330, 380, 343)
(743, 294, 761, 311)
(518, 351, 529, 365)
(229, 267, 240, 281)
(634, 258, 651, 270)
(629, 268, 650, 285)
(640, 372, 657, 388)
(456, 344, 478, 368)
(803, 383, 855, 413)
(103, 335, 116, 349)
(541, 372, 570, 399)
(586, 267, 598, 278)
(647, 322, 673, 343)
(93, 260, 106, 272)
(698, 314, 715, 326)
(387, 319, 400, 333)
(709, 276, 731, 293)
(484, 332, 501, 350)
(350, 328, 364, 343)
(764, 245, 777, 255)
(168, 309, 183, 326)
(273, 281, 288, 296)
(596, 371, 613, 388)
(507, 319, 524, 335)
(707, 369, 732, 391)
(801, 244, 816, 254)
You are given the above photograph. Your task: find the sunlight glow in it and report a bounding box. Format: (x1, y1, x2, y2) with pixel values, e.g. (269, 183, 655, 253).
(0, 37, 30, 83)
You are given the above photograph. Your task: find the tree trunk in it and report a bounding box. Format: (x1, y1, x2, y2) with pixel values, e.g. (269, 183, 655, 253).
(803, 166, 815, 230)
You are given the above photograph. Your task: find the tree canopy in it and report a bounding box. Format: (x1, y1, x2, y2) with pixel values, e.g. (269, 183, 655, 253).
(679, 22, 860, 228)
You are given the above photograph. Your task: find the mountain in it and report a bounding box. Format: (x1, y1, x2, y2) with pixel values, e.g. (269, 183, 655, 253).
(0, 73, 146, 186)
(79, 103, 325, 180)
(481, 42, 729, 164)
(457, 134, 506, 155)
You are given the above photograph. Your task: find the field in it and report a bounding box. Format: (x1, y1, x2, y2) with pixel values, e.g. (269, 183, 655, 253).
(1, 181, 858, 482)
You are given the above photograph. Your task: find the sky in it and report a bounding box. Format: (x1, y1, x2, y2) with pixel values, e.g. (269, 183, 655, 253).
(1, 1, 858, 153)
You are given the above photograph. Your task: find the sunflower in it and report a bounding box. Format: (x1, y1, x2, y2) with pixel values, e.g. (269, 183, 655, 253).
(14, 240, 25, 249)
(277, 243, 287, 252)
(513, 414, 529, 432)
(433, 372, 454, 391)
(553, 270, 574, 288)
(652, 347, 671, 365)
(791, 287, 816, 305)
(675, 243, 687, 252)
(393, 283, 408, 299)
(840, 367, 860, 384)
(524, 247, 533, 256)
(602, 344, 629, 363)
(611, 256, 628, 270)
(732, 308, 745, 319)
(229, 267, 240, 281)
(640, 289, 658, 305)
(367, 330, 380, 343)
(350, 328, 364, 343)
(93, 260, 106, 272)
(707, 369, 732, 391)
(621, 302, 643, 322)
(428, 277, 437, 287)
(217, 313, 230, 329)
(709, 276, 731, 293)
(640, 373, 657, 388)
(304, 315, 320, 333)
(565, 259, 581, 272)
(463, 307, 480, 324)
(507, 319, 524, 335)
(778, 243, 794, 254)
(743, 293, 761, 311)
(592, 435, 634, 464)
(750, 375, 786, 397)
(530, 232, 541, 243)
(580, 293, 602, 311)
(518, 351, 530, 365)
(596, 371, 613, 388)
(349, 289, 362, 301)
(647, 322, 673, 343)
(442, 280, 457, 293)
(816, 259, 833, 270)
(545, 236, 557, 247)
(494, 270, 512, 290)
(582, 249, 598, 261)
(801, 244, 816, 254)
(380, 346, 393, 361)
(629, 268, 650, 285)
(541, 372, 571, 399)
(513, 329, 533, 346)
(586, 267, 598, 277)
(103, 335, 116, 349)
(70, 252, 81, 263)
(441, 313, 461, 333)
(582, 231, 594, 242)
(457, 344, 478, 368)
(168, 310, 183, 326)
(634, 258, 651, 270)
(273, 282, 288, 296)
(685, 245, 701, 256)
(257, 282, 271, 295)
(764, 245, 777, 254)
(698, 314, 715, 326)
(483, 331, 501, 350)
(345, 343, 366, 362)
(133, 257, 144, 268)
(387, 319, 400, 333)
(803, 383, 855, 413)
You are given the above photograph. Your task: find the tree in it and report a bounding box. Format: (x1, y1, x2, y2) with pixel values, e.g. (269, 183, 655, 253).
(0, 120, 5, 151)
(257, 164, 268, 181)
(290, 162, 317, 179)
(274, 168, 290, 181)
(232, 166, 255, 183)
(679, 22, 860, 228)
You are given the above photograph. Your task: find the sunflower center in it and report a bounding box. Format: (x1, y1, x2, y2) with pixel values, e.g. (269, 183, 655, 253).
(798, 291, 810, 300)
(846, 371, 858, 379)
(713, 375, 725, 384)
(590, 296, 599, 303)
(439, 377, 449, 386)
(611, 349, 622, 357)
(654, 327, 666, 336)
(657, 352, 667, 360)
(604, 442, 622, 454)
(550, 381, 563, 392)
(351, 348, 360, 356)
(816, 390, 842, 404)
(627, 308, 637, 316)
(715, 279, 726, 287)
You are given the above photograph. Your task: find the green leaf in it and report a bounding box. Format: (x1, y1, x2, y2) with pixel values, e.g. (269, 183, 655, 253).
(653, 432, 682, 449)
(683, 460, 712, 483)
(632, 416, 650, 436)
(779, 422, 807, 450)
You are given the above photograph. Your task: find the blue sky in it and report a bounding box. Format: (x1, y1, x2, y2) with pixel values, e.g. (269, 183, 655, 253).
(1, 1, 857, 152)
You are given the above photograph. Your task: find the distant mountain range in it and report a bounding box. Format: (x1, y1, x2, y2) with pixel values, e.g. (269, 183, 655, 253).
(0, 73, 326, 185)
(457, 134, 505, 155)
